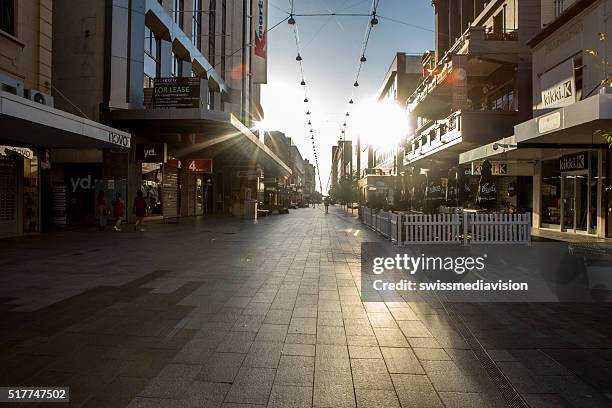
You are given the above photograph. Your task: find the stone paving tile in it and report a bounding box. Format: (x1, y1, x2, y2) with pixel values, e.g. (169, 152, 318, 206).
(348, 345, 382, 359)
(367, 312, 398, 328)
(282, 343, 316, 357)
(316, 311, 343, 327)
(389, 307, 419, 321)
(354, 388, 400, 408)
(268, 385, 313, 408)
(198, 352, 245, 383)
(346, 335, 378, 347)
(275, 355, 315, 386)
(225, 366, 276, 405)
(391, 374, 444, 408)
(414, 347, 451, 361)
(350, 358, 394, 390)
(316, 325, 346, 345)
(243, 341, 283, 368)
(438, 391, 508, 408)
(264, 309, 293, 325)
(285, 333, 317, 345)
(217, 331, 256, 353)
(398, 320, 433, 338)
(138, 363, 202, 399)
(380, 347, 424, 374)
(420, 360, 489, 393)
(372, 327, 409, 347)
(289, 317, 317, 335)
(255, 324, 288, 343)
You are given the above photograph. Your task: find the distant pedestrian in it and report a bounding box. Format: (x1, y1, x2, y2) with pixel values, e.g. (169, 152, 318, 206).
(97, 190, 109, 231)
(324, 197, 330, 214)
(113, 192, 125, 231)
(133, 190, 147, 231)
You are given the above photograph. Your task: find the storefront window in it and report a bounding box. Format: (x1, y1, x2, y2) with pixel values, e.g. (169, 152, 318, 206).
(541, 160, 561, 228)
(589, 151, 598, 234)
(142, 163, 163, 215)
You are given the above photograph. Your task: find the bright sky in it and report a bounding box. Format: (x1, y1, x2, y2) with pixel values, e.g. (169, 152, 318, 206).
(261, 0, 434, 193)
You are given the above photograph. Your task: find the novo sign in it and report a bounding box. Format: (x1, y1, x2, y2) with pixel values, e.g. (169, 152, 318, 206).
(108, 131, 130, 147)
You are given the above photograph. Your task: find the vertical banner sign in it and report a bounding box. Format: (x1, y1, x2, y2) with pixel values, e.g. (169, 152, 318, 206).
(252, 0, 267, 83)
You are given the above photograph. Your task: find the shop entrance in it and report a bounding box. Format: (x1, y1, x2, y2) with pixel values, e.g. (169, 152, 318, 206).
(561, 171, 591, 233)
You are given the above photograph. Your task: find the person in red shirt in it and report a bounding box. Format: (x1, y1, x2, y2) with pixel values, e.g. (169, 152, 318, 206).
(133, 190, 147, 231)
(113, 192, 125, 231)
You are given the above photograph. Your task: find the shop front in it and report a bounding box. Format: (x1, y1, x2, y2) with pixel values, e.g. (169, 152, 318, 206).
(0, 91, 131, 237)
(460, 94, 611, 238)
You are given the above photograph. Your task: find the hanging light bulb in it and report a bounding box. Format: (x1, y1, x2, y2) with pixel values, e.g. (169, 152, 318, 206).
(345, 112, 350, 117)
(370, 12, 378, 26)
(300, 79, 306, 86)
(306, 111, 311, 115)
(343, 122, 347, 126)
(360, 55, 367, 62)
(349, 99, 354, 104)
(310, 129, 313, 133)
(308, 120, 311, 125)
(354, 81, 359, 87)
(288, 15, 296, 25)
(296, 53, 302, 61)
(304, 97, 308, 103)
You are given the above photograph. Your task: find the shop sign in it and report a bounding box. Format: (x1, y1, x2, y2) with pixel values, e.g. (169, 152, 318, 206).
(471, 162, 507, 176)
(166, 159, 182, 168)
(540, 59, 575, 109)
(559, 152, 586, 171)
(136, 143, 167, 163)
(153, 77, 201, 109)
(185, 159, 212, 173)
(108, 131, 130, 147)
(538, 111, 561, 134)
(0, 145, 34, 159)
(251, 0, 267, 83)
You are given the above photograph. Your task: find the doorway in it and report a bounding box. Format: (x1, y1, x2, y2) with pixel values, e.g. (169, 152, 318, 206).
(561, 171, 591, 233)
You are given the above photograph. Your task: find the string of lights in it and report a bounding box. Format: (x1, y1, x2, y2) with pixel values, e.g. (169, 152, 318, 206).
(288, 1, 324, 192)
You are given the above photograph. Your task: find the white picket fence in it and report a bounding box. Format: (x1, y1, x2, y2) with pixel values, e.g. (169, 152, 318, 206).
(466, 212, 531, 244)
(404, 213, 463, 244)
(359, 206, 531, 245)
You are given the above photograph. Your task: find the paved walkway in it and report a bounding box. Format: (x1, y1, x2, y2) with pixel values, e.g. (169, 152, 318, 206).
(0, 206, 611, 407)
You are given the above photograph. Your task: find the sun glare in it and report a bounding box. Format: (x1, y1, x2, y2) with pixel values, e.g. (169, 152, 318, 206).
(353, 98, 408, 149)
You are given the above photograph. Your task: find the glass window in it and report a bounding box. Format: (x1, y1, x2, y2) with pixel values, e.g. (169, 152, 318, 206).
(0, 0, 15, 35)
(144, 25, 161, 82)
(208, 0, 216, 65)
(171, 53, 182, 77)
(221, 0, 226, 78)
(174, 0, 184, 28)
(192, 0, 202, 50)
(541, 160, 561, 228)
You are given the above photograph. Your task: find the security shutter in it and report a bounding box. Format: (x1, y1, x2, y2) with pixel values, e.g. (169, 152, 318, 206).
(0, 156, 18, 223)
(162, 164, 178, 218)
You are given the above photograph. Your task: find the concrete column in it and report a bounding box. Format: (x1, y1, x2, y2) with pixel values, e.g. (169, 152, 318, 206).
(159, 40, 172, 77)
(532, 161, 542, 229)
(214, 92, 222, 111)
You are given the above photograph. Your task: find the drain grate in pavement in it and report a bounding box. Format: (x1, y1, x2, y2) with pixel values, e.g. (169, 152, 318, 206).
(443, 302, 530, 408)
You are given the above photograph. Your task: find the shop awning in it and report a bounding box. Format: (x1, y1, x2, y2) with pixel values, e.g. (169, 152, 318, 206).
(0, 91, 131, 149)
(102, 108, 291, 176)
(460, 94, 612, 165)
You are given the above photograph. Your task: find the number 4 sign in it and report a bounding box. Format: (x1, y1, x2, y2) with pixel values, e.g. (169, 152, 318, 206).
(185, 159, 212, 173)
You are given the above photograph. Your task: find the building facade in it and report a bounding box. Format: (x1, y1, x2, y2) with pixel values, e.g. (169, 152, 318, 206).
(461, 0, 612, 238)
(52, 0, 289, 221)
(0, 0, 131, 238)
(404, 0, 543, 213)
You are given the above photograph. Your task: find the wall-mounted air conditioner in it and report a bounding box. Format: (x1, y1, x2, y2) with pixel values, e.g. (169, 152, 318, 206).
(26, 89, 54, 107)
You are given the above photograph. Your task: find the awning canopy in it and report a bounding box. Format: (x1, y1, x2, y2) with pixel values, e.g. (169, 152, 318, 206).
(103, 108, 291, 176)
(460, 94, 612, 165)
(0, 91, 131, 149)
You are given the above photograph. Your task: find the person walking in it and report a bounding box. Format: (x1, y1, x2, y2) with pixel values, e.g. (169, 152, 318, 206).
(97, 190, 109, 231)
(133, 190, 147, 231)
(113, 192, 125, 231)
(324, 197, 330, 214)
